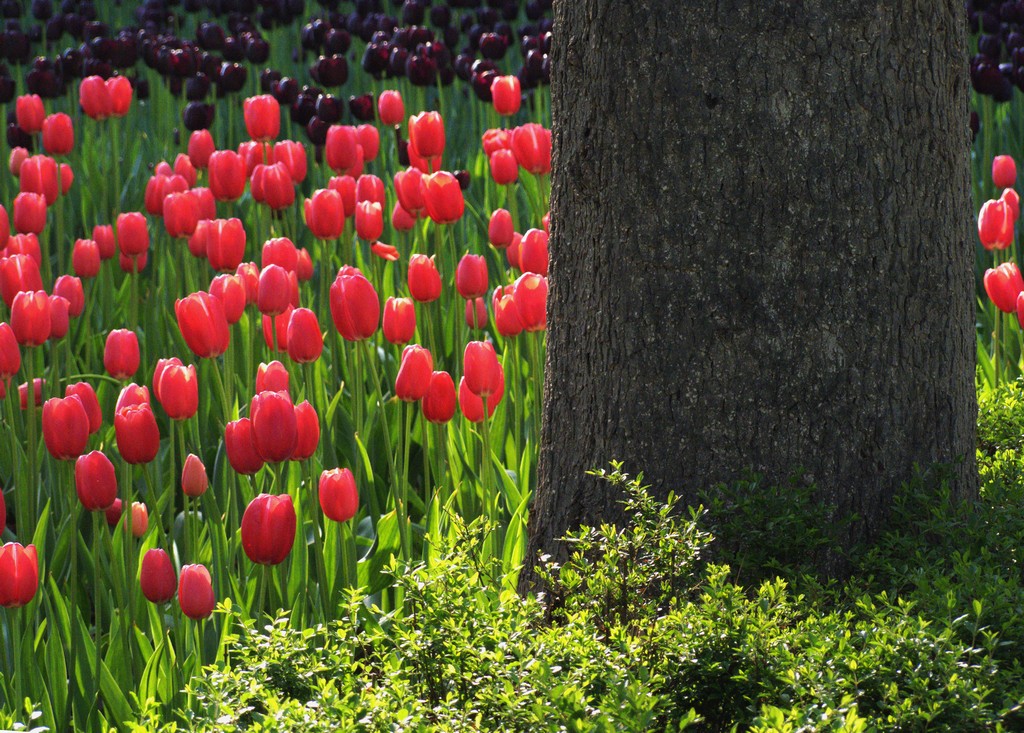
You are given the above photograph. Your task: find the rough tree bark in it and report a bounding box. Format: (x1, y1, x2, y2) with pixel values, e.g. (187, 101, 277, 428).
(522, 1, 977, 585)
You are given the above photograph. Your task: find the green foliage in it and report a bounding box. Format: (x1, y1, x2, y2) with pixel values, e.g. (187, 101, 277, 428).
(127, 462, 1024, 732)
(977, 381, 1024, 503)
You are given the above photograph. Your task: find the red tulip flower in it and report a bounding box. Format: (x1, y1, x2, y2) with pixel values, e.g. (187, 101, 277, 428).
(225, 418, 265, 475)
(423, 172, 465, 224)
(8, 148, 28, 177)
(140, 549, 177, 604)
(994, 154, 1017, 189)
(0, 323, 21, 379)
(15, 95, 44, 134)
(0, 543, 39, 608)
(107, 77, 133, 117)
(357, 124, 380, 161)
(104, 329, 140, 380)
(241, 494, 296, 565)
(328, 175, 357, 218)
(511, 123, 552, 175)
(19, 155, 58, 205)
(79, 76, 113, 120)
(494, 287, 524, 337)
(209, 274, 247, 324)
(329, 270, 380, 341)
(491, 75, 521, 116)
(178, 564, 215, 620)
(75, 450, 118, 511)
(1003, 188, 1021, 223)
(6, 234, 40, 267)
(11, 290, 50, 346)
(421, 371, 457, 424)
(115, 403, 160, 464)
(42, 113, 73, 156)
(513, 273, 547, 332)
(519, 228, 549, 276)
(396, 345, 433, 402)
(206, 218, 247, 272)
(408, 254, 442, 303)
(66, 382, 101, 434)
(392, 203, 416, 232)
(326, 125, 359, 173)
(409, 111, 445, 159)
(235, 263, 260, 304)
(176, 292, 231, 358)
(257, 361, 290, 394)
(188, 130, 215, 169)
(130, 502, 149, 538)
(304, 189, 344, 239)
(482, 128, 512, 155)
(292, 401, 320, 461)
(355, 201, 384, 241)
(244, 94, 280, 141)
(356, 174, 385, 207)
(255, 162, 295, 210)
(456, 254, 488, 299)
(383, 297, 416, 344)
(12, 193, 46, 235)
(208, 150, 247, 201)
(464, 341, 504, 398)
(394, 167, 426, 214)
(163, 191, 201, 239)
(19, 379, 45, 410)
(274, 140, 307, 182)
(53, 275, 84, 317)
(262, 237, 298, 272)
(42, 395, 90, 460)
(48, 296, 69, 341)
(286, 308, 323, 363)
(458, 372, 504, 423)
(115, 383, 150, 414)
(319, 468, 358, 522)
(489, 149, 519, 185)
(0, 204, 7, 250)
(257, 264, 295, 317)
(297, 249, 313, 281)
(466, 297, 487, 329)
(174, 153, 197, 186)
(489, 209, 514, 248)
(984, 262, 1024, 313)
(0, 255, 43, 309)
(116, 212, 149, 258)
(378, 90, 405, 126)
(978, 199, 1014, 251)
(251, 391, 298, 463)
(93, 224, 116, 260)
(155, 361, 199, 420)
(182, 453, 208, 498)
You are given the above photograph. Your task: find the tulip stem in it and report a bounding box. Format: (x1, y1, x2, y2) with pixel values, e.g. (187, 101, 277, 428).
(995, 308, 1002, 387)
(63, 498, 81, 728)
(361, 339, 404, 556)
(91, 512, 103, 725)
(24, 347, 38, 536)
(480, 402, 498, 560)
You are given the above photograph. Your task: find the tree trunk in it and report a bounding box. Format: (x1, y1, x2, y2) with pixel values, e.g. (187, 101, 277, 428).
(522, 0, 976, 586)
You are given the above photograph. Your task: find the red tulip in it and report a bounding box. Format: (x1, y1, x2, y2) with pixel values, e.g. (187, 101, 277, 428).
(12, 193, 46, 235)
(15, 95, 44, 134)
(244, 94, 280, 141)
(115, 383, 150, 414)
(115, 403, 160, 464)
(329, 270, 380, 341)
(48, 296, 69, 341)
(464, 341, 503, 398)
(994, 155, 1017, 189)
(0, 543, 39, 608)
(0, 323, 21, 378)
(319, 468, 358, 522)
(326, 125, 359, 172)
(178, 564, 215, 620)
(75, 450, 117, 511)
(130, 502, 149, 538)
(489, 209, 514, 248)
(978, 199, 1014, 251)
(11, 290, 50, 346)
(409, 111, 445, 159)
(66, 382, 101, 434)
(394, 167, 426, 214)
(176, 292, 230, 358)
(206, 218, 247, 272)
(408, 254, 442, 303)
(8, 147, 28, 177)
(208, 150, 247, 201)
(19, 379, 45, 410)
(984, 263, 1024, 313)
(43, 395, 90, 460)
(163, 191, 200, 238)
(286, 308, 323, 363)
(494, 286, 524, 337)
(378, 90, 405, 126)
(355, 201, 384, 241)
(79, 77, 113, 120)
(209, 274, 246, 324)
(6, 234, 39, 267)
(182, 454, 208, 498)
(507, 232, 523, 270)
(225, 418, 265, 475)
(297, 249, 313, 281)
(235, 263, 260, 304)
(104, 329, 140, 379)
(357, 124, 380, 161)
(19, 155, 58, 205)
(396, 345, 433, 401)
(140, 549, 176, 604)
(511, 123, 552, 175)
(188, 130, 215, 169)
(155, 361, 198, 420)
(292, 401, 319, 461)
(42, 113, 73, 156)
(466, 297, 487, 329)
(274, 140, 307, 182)
(257, 361, 290, 394)
(383, 297, 416, 344)
(93, 224, 116, 260)
(392, 203, 416, 232)
(104, 498, 122, 527)
(241, 494, 296, 565)
(0, 205, 7, 250)
(257, 264, 295, 317)
(107, 77, 132, 117)
(513, 273, 547, 332)
(519, 228, 549, 276)
(356, 175, 385, 207)
(261, 237, 298, 273)
(458, 371, 504, 423)
(421, 371, 456, 424)
(422, 172, 464, 225)
(116, 212, 149, 258)
(328, 175, 357, 218)
(53, 275, 84, 317)
(255, 162, 295, 210)
(304, 189, 344, 239)
(482, 128, 512, 156)
(251, 391, 298, 463)
(456, 254, 488, 299)
(0, 255, 43, 308)
(489, 149, 519, 185)
(491, 75, 521, 116)
(173, 153, 197, 187)
(145, 174, 189, 216)
(1003, 188, 1021, 223)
